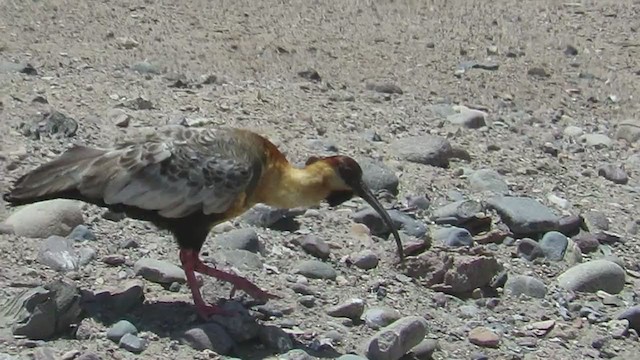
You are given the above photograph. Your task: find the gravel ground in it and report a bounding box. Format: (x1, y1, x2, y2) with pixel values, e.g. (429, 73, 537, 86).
(1, 1, 640, 359)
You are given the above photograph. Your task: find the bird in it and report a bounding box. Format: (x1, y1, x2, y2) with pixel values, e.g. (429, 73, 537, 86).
(3, 125, 404, 318)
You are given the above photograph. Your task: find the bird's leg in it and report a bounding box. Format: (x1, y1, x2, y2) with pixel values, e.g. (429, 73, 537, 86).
(190, 254, 277, 301)
(179, 249, 230, 318)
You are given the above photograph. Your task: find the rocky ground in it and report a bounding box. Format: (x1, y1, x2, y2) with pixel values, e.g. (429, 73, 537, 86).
(1, 0, 640, 359)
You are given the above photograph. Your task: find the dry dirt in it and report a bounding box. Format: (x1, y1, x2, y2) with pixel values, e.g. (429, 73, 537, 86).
(1, 0, 640, 359)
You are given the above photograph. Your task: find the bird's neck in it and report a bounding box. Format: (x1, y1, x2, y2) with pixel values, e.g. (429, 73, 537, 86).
(255, 161, 333, 209)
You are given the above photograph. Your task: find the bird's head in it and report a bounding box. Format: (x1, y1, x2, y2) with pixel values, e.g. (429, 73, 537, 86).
(305, 155, 404, 260)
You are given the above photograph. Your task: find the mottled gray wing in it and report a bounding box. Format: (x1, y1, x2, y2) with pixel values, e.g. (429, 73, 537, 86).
(78, 127, 263, 218)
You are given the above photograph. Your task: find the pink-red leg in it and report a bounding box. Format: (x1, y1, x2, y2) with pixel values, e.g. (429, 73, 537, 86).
(179, 249, 230, 318)
(179, 249, 277, 318)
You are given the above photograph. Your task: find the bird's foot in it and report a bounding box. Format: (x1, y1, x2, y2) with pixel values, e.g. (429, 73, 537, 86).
(194, 261, 279, 302)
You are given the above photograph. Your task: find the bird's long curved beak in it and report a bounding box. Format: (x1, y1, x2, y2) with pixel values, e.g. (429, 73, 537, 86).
(354, 181, 404, 261)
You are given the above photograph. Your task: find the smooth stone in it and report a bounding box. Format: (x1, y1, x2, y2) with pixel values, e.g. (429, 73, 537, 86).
(447, 106, 487, 129)
(617, 306, 640, 333)
(504, 275, 547, 299)
(407, 339, 440, 359)
(326, 298, 365, 320)
(353, 207, 427, 238)
(210, 249, 263, 270)
(212, 228, 260, 253)
(485, 196, 559, 235)
(433, 226, 473, 247)
(390, 135, 453, 168)
(579, 133, 612, 148)
(300, 235, 331, 260)
(539, 231, 569, 261)
(469, 169, 509, 194)
(106, 320, 138, 342)
(363, 307, 403, 330)
(37, 236, 79, 272)
(295, 260, 337, 280)
(259, 325, 293, 353)
(351, 250, 379, 270)
(563, 126, 584, 137)
(133, 258, 186, 284)
(3, 199, 84, 238)
(68, 224, 96, 241)
(357, 158, 400, 195)
(516, 238, 544, 261)
(615, 121, 640, 143)
(468, 327, 500, 348)
(118, 333, 147, 353)
(182, 323, 235, 354)
(361, 316, 429, 360)
(557, 260, 626, 294)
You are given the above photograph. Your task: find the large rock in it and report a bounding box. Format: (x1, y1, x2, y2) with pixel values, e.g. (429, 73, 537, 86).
(504, 275, 547, 299)
(390, 135, 453, 168)
(557, 260, 626, 294)
(485, 196, 559, 235)
(357, 158, 400, 195)
(361, 316, 428, 360)
(469, 169, 509, 194)
(3, 199, 84, 238)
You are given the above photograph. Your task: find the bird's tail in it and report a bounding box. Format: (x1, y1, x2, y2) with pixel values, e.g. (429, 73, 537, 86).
(3, 145, 106, 206)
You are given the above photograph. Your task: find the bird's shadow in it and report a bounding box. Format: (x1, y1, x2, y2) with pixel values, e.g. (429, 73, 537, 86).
(81, 292, 343, 359)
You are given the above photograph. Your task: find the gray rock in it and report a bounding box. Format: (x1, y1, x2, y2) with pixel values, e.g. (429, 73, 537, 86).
(446, 106, 487, 129)
(210, 249, 263, 270)
(431, 200, 482, 224)
(77, 247, 96, 266)
(579, 133, 612, 148)
(182, 323, 234, 354)
(306, 139, 339, 153)
(598, 164, 628, 184)
(133, 258, 186, 284)
(615, 121, 640, 143)
(20, 111, 78, 139)
(68, 225, 96, 241)
(279, 349, 314, 360)
(504, 275, 547, 298)
(300, 235, 331, 260)
(366, 82, 403, 94)
(0, 61, 37, 74)
(361, 316, 428, 360)
(563, 126, 583, 137)
(433, 226, 473, 247)
(618, 306, 640, 333)
(557, 260, 626, 294)
(131, 61, 161, 74)
(539, 231, 569, 261)
(351, 250, 379, 270)
(76, 353, 101, 360)
(295, 260, 337, 280)
(298, 295, 316, 308)
(572, 233, 600, 253)
(107, 108, 131, 128)
(353, 208, 427, 238)
(119, 333, 147, 353)
(433, 255, 501, 294)
(326, 298, 365, 320)
(212, 228, 260, 253)
(582, 211, 609, 232)
(211, 301, 261, 342)
(259, 325, 293, 353)
(33, 347, 55, 360)
(357, 158, 400, 195)
(516, 238, 544, 261)
(337, 355, 368, 360)
(406, 195, 430, 210)
(485, 196, 559, 235)
(390, 135, 453, 168)
(407, 339, 440, 360)
(241, 204, 305, 228)
(106, 320, 138, 342)
(3, 199, 84, 238)
(469, 169, 509, 194)
(1, 280, 82, 340)
(0, 354, 19, 360)
(363, 307, 402, 330)
(38, 236, 79, 272)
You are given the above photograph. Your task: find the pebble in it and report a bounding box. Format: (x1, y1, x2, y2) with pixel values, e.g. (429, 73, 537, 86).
(615, 121, 640, 143)
(504, 275, 547, 299)
(582, 211, 609, 232)
(431, 200, 482, 224)
(279, 349, 314, 360)
(337, 355, 368, 360)
(294, 260, 337, 280)
(76, 353, 101, 360)
(106, 320, 138, 342)
(131, 61, 161, 74)
(485, 196, 559, 235)
(361, 316, 428, 360)
(563, 126, 584, 137)
(365, 82, 403, 94)
(259, 325, 293, 353)
(389, 135, 453, 168)
(68, 224, 96, 241)
(212, 228, 261, 253)
(3, 199, 84, 238)
(182, 323, 235, 353)
(406, 194, 431, 210)
(0, 61, 37, 74)
(107, 108, 132, 128)
(38, 236, 79, 272)
(133, 258, 186, 284)
(326, 298, 365, 320)
(446, 105, 487, 129)
(298, 295, 316, 308)
(357, 158, 400, 195)
(618, 305, 640, 333)
(210, 301, 261, 342)
(241, 204, 304, 228)
(468, 327, 501, 348)
(353, 208, 426, 238)
(103, 254, 126, 266)
(406, 339, 439, 359)
(579, 134, 612, 148)
(363, 307, 403, 329)
(516, 238, 544, 261)
(469, 169, 509, 194)
(33, 347, 56, 360)
(433, 226, 473, 247)
(119, 333, 147, 353)
(598, 164, 629, 184)
(557, 260, 626, 294)
(539, 231, 569, 261)
(211, 249, 263, 270)
(300, 235, 331, 259)
(572, 232, 600, 253)
(351, 250, 379, 270)
(21, 111, 78, 139)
